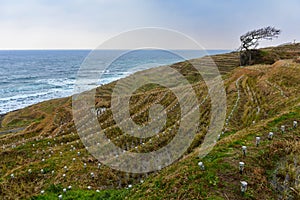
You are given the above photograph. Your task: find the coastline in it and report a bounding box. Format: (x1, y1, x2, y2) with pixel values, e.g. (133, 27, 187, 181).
(0, 49, 231, 116)
(1, 43, 300, 199)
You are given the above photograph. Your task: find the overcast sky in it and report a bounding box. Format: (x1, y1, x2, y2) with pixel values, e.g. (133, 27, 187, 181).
(0, 0, 299, 50)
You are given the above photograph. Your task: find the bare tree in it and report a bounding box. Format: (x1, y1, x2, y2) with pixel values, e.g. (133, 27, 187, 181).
(239, 26, 281, 65)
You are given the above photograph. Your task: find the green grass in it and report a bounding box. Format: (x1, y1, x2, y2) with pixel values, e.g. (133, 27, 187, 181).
(267, 110, 299, 127)
(6, 116, 44, 128)
(32, 184, 129, 200)
(1, 44, 300, 199)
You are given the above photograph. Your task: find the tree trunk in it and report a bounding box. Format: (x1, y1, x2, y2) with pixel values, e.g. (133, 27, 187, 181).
(248, 51, 252, 65)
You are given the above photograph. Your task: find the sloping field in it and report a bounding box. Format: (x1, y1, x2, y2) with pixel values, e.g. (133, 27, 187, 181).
(0, 44, 300, 199)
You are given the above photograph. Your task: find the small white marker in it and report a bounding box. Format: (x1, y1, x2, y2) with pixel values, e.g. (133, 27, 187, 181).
(293, 121, 297, 128)
(198, 162, 205, 170)
(239, 162, 245, 174)
(242, 146, 247, 156)
(240, 181, 248, 194)
(256, 137, 260, 147)
(268, 132, 274, 140)
(281, 125, 285, 133)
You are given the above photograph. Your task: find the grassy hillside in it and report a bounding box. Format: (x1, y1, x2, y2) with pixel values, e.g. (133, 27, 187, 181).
(0, 44, 300, 199)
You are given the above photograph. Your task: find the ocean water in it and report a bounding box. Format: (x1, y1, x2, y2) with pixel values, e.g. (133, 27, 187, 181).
(0, 49, 229, 114)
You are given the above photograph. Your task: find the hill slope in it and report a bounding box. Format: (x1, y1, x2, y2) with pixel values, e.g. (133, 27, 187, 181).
(0, 44, 300, 199)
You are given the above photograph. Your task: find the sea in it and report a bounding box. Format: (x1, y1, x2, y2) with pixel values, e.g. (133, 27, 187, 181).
(0, 49, 229, 114)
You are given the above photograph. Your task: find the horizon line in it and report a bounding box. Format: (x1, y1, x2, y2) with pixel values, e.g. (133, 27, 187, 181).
(0, 48, 233, 51)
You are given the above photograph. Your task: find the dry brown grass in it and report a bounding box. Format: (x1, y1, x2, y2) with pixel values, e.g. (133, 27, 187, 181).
(0, 45, 300, 199)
